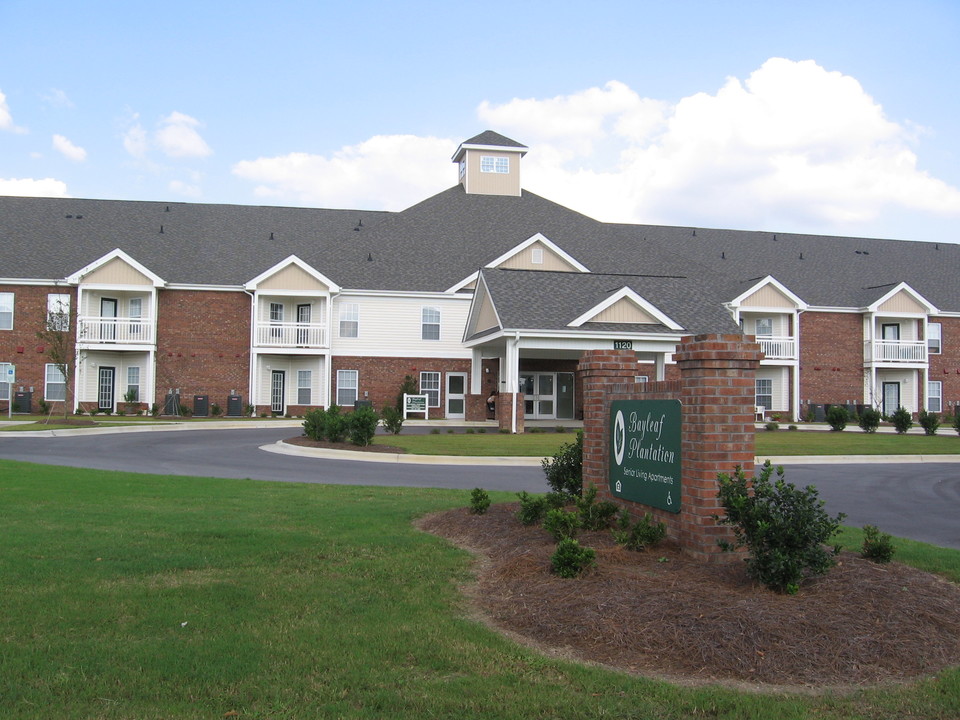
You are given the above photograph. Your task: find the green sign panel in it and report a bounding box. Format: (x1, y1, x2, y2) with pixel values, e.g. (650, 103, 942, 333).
(613, 340, 633, 350)
(609, 399, 682, 513)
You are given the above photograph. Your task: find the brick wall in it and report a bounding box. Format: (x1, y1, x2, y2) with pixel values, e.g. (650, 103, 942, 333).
(330, 355, 471, 417)
(928, 316, 960, 416)
(0, 284, 77, 413)
(154, 290, 251, 409)
(799, 311, 863, 406)
(582, 335, 761, 562)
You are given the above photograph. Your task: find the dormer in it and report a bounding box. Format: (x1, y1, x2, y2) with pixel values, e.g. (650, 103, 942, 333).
(452, 131, 528, 197)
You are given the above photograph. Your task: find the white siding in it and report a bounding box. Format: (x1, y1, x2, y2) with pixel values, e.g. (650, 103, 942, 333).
(254, 355, 326, 407)
(331, 295, 472, 358)
(756, 366, 788, 412)
(77, 351, 152, 406)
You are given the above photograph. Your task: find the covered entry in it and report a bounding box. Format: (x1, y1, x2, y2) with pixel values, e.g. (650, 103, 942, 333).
(519, 371, 575, 420)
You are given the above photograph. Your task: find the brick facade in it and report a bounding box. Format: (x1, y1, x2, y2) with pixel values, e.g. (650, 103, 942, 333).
(582, 335, 762, 562)
(798, 311, 864, 407)
(154, 290, 251, 410)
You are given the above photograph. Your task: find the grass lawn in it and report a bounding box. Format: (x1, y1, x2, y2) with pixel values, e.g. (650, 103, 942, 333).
(2, 459, 959, 719)
(756, 428, 960, 455)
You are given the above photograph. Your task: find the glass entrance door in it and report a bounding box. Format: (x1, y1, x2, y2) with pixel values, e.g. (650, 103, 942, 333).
(446, 373, 467, 419)
(519, 372, 561, 420)
(271, 370, 285, 414)
(882, 381, 900, 417)
(98, 367, 115, 410)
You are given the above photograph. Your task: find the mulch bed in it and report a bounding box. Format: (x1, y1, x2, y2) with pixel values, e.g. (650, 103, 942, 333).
(419, 502, 960, 690)
(285, 436, 406, 454)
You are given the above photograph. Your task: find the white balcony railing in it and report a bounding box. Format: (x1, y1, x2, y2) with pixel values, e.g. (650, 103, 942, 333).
(866, 340, 927, 363)
(255, 321, 328, 348)
(758, 336, 797, 360)
(78, 316, 154, 344)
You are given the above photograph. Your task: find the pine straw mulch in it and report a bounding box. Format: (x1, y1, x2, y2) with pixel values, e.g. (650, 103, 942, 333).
(418, 502, 960, 692)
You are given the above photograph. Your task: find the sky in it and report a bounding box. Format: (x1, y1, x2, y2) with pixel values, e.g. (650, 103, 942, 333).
(2, 0, 959, 244)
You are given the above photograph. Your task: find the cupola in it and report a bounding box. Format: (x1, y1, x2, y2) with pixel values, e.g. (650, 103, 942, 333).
(452, 131, 527, 197)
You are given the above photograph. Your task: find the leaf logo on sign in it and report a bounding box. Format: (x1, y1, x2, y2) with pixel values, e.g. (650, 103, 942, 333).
(613, 410, 625, 466)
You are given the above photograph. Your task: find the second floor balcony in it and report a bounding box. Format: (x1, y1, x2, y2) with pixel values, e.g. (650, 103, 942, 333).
(758, 335, 797, 360)
(78, 316, 154, 345)
(254, 321, 328, 348)
(865, 339, 927, 363)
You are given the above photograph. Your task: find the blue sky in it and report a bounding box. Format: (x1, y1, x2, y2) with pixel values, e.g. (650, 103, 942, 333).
(2, 0, 959, 243)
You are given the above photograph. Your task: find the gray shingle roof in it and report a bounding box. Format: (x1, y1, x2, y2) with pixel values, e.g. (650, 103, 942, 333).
(460, 131, 528, 149)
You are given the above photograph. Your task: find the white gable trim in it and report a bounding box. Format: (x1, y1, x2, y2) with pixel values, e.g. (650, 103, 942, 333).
(728, 275, 807, 309)
(451, 142, 528, 163)
(568, 287, 683, 330)
(462, 273, 503, 342)
(446, 270, 479, 294)
(867, 282, 939, 315)
(485, 233, 589, 272)
(244, 254, 341, 292)
(66, 248, 165, 287)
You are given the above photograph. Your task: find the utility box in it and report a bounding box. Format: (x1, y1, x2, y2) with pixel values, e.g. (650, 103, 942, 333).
(226, 394, 243, 417)
(163, 392, 181, 416)
(13, 391, 31, 414)
(193, 395, 209, 418)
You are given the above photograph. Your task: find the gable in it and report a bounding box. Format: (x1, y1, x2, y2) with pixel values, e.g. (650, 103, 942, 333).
(586, 297, 658, 324)
(740, 283, 797, 309)
(498, 239, 582, 272)
(464, 277, 501, 338)
(878, 289, 927, 314)
(82, 257, 154, 286)
(258, 264, 331, 292)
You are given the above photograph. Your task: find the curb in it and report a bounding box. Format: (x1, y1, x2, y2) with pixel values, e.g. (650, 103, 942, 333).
(261, 440, 545, 466)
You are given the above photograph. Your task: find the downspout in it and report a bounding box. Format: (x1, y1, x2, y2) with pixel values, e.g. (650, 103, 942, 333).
(244, 289, 256, 412)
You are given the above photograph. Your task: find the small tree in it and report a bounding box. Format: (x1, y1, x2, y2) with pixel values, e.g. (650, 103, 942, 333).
(858, 407, 882, 433)
(918, 409, 940, 436)
(35, 293, 75, 422)
(890, 406, 913, 434)
(541, 430, 583, 496)
(395, 375, 418, 411)
(826, 405, 848, 431)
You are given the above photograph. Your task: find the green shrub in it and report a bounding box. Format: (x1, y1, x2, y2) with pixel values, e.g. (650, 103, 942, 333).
(465, 428, 475, 434)
(38, 399, 50, 414)
(858, 407, 881, 433)
(576, 484, 619, 530)
(953, 411, 960, 435)
(544, 508, 580, 541)
(347, 405, 379, 446)
(469, 488, 491, 515)
(75, 406, 84, 415)
(554, 425, 567, 433)
(764, 421, 779, 432)
(244, 403, 255, 417)
(446, 428, 455, 434)
(716, 461, 845, 594)
(826, 405, 848, 431)
(541, 429, 583, 497)
(395, 375, 418, 411)
(515, 491, 548, 526)
(210, 403, 222, 417)
(302, 408, 326, 441)
(545, 492, 569, 510)
(861, 524, 895, 563)
(787, 424, 798, 431)
(380, 405, 404, 435)
(430, 428, 440, 434)
(550, 538, 595, 578)
(891, 406, 913, 434)
(918, 409, 940, 436)
(324, 405, 348, 442)
(90, 407, 101, 416)
(613, 510, 666, 551)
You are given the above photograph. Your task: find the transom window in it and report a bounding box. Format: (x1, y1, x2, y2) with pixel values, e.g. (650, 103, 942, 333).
(421, 306, 440, 341)
(928, 381, 942, 413)
(480, 156, 509, 174)
(755, 378, 773, 410)
(928, 322, 942, 354)
(0, 292, 13, 330)
(45, 364, 66, 402)
(420, 371, 440, 408)
(339, 303, 359, 338)
(336, 370, 358, 407)
(298, 370, 312, 405)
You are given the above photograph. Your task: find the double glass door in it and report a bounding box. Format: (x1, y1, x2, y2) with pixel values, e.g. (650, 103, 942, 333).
(519, 372, 574, 420)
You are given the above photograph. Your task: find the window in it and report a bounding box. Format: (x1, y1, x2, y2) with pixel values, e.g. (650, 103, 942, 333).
(0, 292, 12, 330)
(47, 294, 70, 331)
(339, 303, 359, 338)
(421, 306, 440, 341)
(269, 302, 284, 339)
(755, 317, 773, 336)
(420, 371, 440, 408)
(336, 370, 358, 407)
(45, 364, 66, 401)
(531, 247, 544, 265)
(128, 297, 142, 336)
(635, 375, 649, 384)
(928, 381, 942, 413)
(126, 367, 140, 402)
(755, 378, 773, 410)
(480, 155, 509, 174)
(928, 322, 942, 354)
(0, 362, 11, 402)
(297, 370, 312, 405)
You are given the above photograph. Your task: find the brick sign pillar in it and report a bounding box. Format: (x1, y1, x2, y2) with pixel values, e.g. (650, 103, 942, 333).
(582, 335, 762, 562)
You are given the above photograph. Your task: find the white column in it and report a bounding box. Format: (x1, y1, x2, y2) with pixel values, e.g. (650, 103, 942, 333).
(470, 347, 483, 395)
(655, 352, 666, 382)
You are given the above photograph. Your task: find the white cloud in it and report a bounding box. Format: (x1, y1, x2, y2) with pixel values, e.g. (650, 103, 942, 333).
(169, 179, 202, 198)
(52, 134, 87, 162)
(0, 177, 70, 197)
(483, 58, 960, 238)
(0, 89, 27, 134)
(41, 88, 74, 109)
(123, 121, 149, 159)
(155, 111, 212, 158)
(232, 134, 453, 210)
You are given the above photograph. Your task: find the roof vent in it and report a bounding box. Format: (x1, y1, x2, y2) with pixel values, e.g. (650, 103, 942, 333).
(367, 253, 373, 262)
(165, 206, 170, 212)
(721, 251, 725, 259)
(160, 225, 164, 234)
(692, 229, 696, 237)
(269, 232, 274, 240)
(773, 234, 778, 241)
(65, 214, 73, 219)
(799, 252, 804, 260)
